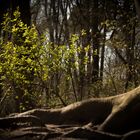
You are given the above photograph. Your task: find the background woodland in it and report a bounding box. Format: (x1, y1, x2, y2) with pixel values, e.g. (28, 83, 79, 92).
(0, 0, 140, 115)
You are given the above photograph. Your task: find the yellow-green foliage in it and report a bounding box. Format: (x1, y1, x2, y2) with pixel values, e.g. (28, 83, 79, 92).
(0, 11, 41, 86)
(0, 10, 89, 113)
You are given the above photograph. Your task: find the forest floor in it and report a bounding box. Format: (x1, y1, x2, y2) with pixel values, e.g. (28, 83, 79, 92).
(0, 122, 140, 140)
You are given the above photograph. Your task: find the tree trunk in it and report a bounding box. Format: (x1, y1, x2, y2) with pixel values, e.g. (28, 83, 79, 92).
(91, 0, 100, 83)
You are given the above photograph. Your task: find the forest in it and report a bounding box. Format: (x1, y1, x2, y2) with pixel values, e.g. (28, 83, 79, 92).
(0, 0, 140, 139)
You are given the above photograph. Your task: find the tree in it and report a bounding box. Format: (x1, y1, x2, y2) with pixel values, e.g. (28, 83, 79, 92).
(134, 0, 140, 19)
(22, 0, 140, 101)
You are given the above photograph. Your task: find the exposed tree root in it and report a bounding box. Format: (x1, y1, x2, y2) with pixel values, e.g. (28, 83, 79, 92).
(0, 86, 140, 139)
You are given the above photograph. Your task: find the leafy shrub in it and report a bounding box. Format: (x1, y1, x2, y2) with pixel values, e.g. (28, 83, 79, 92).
(0, 10, 89, 114)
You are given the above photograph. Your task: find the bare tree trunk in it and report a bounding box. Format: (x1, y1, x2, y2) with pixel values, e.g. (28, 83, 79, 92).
(134, 0, 140, 19)
(91, 0, 100, 83)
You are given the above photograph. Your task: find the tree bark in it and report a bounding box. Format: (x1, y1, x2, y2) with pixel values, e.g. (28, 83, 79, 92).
(0, 86, 140, 139)
(0, 85, 140, 134)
